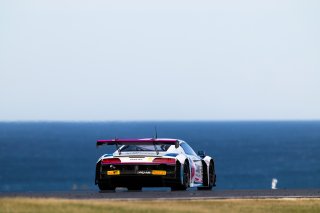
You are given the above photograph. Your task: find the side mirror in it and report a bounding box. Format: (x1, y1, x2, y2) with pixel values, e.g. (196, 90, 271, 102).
(198, 150, 205, 158)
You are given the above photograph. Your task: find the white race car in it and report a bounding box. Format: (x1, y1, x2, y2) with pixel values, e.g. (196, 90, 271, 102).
(95, 138, 216, 191)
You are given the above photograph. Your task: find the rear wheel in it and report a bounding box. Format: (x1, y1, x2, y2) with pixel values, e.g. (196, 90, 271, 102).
(98, 181, 115, 191)
(171, 162, 189, 191)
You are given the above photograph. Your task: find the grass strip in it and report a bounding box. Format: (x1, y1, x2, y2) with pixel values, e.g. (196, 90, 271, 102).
(0, 198, 320, 213)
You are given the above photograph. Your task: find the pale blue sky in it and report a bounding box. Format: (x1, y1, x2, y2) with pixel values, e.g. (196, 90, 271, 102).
(0, 0, 319, 121)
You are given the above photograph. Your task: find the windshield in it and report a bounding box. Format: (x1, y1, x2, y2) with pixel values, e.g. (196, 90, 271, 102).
(120, 144, 171, 152)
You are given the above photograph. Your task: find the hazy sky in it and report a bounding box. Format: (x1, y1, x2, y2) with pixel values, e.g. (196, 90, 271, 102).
(1, 0, 319, 121)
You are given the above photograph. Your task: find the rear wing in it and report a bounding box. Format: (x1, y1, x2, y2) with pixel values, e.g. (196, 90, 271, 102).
(96, 138, 180, 149)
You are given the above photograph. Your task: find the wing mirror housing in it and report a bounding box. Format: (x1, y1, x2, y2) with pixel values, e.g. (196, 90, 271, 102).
(198, 150, 206, 158)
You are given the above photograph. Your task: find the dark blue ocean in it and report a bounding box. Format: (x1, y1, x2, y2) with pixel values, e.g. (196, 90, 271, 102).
(0, 121, 319, 192)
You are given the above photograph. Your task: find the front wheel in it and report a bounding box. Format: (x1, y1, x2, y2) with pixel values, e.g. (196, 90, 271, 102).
(198, 162, 215, 190)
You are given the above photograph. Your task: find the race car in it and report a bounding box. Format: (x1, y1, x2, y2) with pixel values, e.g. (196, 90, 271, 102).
(95, 138, 216, 191)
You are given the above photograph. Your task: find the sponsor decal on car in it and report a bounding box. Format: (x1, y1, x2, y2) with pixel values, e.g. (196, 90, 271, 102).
(107, 170, 120, 175)
(137, 170, 151, 175)
(152, 170, 166, 175)
(136, 170, 166, 175)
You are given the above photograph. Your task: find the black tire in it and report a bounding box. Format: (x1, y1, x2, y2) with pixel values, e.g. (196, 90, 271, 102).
(98, 181, 115, 191)
(95, 161, 101, 185)
(198, 161, 215, 190)
(171, 162, 189, 191)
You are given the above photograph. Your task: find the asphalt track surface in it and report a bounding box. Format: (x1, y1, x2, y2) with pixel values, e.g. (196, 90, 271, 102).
(1, 189, 320, 200)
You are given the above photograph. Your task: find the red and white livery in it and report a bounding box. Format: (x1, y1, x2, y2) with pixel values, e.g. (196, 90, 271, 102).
(95, 138, 216, 191)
